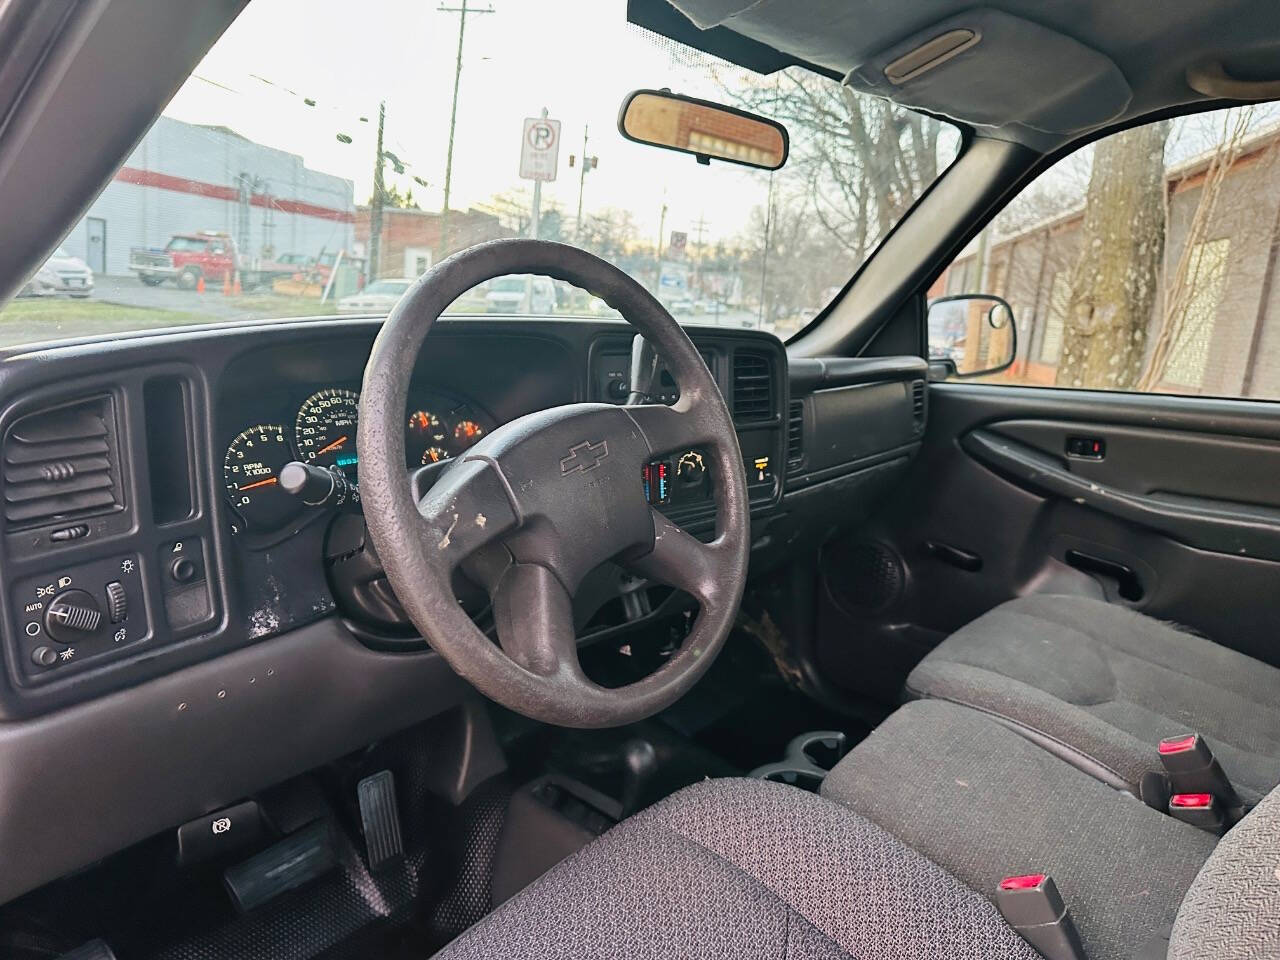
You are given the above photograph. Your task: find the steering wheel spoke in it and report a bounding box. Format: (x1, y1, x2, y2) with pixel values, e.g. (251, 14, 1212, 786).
(490, 562, 584, 679)
(415, 457, 518, 571)
(624, 402, 716, 459)
(625, 509, 722, 606)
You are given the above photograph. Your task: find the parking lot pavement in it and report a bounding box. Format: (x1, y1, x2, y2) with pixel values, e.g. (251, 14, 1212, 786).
(95, 275, 256, 320)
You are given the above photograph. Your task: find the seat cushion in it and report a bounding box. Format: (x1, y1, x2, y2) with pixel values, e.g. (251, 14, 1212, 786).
(822, 699, 1218, 960)
(906, 594, 1280, 801)
(435, 777, 1039, 959)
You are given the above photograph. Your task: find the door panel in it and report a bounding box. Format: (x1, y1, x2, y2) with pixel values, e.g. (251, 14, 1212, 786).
(816, 382, 1280, 705)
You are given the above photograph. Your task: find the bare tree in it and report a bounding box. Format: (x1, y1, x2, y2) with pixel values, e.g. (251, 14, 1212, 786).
(722, 68, 947, 262)
(1138, 107, 1257, 390)
(1056, 121, 1171, 389)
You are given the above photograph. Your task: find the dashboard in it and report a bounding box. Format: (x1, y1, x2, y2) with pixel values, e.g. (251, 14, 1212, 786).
(0, 312, 926, 908)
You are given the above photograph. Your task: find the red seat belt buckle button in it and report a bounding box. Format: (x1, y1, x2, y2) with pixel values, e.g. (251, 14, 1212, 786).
(1168, 792, 1224, 831)
(995, 873, 1087, 960)
(1156, 731, 1240, 821)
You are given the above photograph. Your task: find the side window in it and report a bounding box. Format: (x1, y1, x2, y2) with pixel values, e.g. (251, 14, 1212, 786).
(931, 104, 1280, 399)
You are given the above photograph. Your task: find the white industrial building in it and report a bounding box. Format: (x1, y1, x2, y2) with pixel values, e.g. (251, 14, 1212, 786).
(60, 116, 355, 276)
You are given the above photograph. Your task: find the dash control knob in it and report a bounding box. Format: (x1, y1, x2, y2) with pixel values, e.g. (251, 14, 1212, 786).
(676, 451, 706, 484)
(170, 556, 198, 583)
(106, 580, 128, 623)
(45, 589, 102, 643)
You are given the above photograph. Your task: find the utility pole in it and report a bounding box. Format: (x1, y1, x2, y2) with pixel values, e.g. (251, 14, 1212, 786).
(438, 0, 495, 264)
(691, 212, 709, 298)
(369, 101, 386, 280)
(574, 125, 596, 238)
(654, 201, 668, 297)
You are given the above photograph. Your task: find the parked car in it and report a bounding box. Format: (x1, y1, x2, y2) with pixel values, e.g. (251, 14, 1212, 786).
(484, 274, 556, 314)
(336, 277, 415, 312)
(19, 246, 93, 298)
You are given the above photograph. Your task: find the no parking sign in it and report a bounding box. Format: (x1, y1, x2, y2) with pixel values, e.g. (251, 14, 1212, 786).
(520, 116, 561, 182)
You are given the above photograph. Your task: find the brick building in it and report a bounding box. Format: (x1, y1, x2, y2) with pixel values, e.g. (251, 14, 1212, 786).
(354, 207, 510, 279)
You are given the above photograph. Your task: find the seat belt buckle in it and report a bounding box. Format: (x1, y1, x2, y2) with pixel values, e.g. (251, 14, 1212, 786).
(1167, 792, 1224, 832)
(995, 874, 1087, 960)
(1157, 733, 1241, 826)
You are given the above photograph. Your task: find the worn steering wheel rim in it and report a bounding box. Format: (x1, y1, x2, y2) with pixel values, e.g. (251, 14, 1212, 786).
(358, 239, 750, 728)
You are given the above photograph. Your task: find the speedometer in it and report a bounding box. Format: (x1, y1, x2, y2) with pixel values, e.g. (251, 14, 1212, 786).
(296, 388, 360, 474)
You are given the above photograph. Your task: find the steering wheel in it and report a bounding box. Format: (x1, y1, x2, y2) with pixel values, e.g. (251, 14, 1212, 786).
(358, 239, 750, 727)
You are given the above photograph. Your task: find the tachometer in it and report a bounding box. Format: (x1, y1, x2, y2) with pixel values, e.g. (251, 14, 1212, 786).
(296, 388, 360, 474)
(224, 424, 303, 531)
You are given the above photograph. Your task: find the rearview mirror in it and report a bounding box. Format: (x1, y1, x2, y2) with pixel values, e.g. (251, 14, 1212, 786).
(927, 294, 1017, 378)
(618, 89, 788, 170)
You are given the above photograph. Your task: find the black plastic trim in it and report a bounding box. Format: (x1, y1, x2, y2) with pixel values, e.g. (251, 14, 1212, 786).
(964, 427, 1280, 560)
(788, 355, 928, 394)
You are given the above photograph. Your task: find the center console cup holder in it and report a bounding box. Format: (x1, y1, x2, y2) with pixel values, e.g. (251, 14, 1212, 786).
(748, 730, 849, 793)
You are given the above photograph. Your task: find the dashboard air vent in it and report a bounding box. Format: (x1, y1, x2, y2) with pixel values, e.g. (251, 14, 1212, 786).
(786, 400, 804, 474)
(3, 396, 123, 528)
(911, 380, 926, 430)
(732, 351, 773, 421)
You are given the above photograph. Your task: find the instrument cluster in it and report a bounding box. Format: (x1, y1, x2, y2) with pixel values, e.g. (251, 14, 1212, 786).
(222, 386, 494, 532)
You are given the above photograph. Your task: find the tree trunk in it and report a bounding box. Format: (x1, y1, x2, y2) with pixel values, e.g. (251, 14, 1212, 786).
(1056, 121, 1170, 388)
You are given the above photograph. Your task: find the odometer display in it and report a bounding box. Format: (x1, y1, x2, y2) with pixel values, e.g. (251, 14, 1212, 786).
(224, 424, 302, 531)
(296, 388, 360, 474)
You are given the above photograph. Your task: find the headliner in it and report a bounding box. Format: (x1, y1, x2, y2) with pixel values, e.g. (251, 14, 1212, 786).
(631, 0, 1280, 148)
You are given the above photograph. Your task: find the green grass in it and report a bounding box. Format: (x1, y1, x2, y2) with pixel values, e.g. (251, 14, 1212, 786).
(226, 293, 338, 317)
(0, 298, 211, 348)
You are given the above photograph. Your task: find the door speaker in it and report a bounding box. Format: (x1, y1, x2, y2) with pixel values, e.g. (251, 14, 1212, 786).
(824, 540, 904, 615)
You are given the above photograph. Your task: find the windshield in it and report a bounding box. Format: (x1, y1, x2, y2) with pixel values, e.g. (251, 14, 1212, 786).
(0, 0, 957, 348)
(362, 280, 412, 296)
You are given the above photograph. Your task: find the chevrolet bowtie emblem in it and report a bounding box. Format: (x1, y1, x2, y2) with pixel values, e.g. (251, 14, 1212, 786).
(560, 439, 610, 475)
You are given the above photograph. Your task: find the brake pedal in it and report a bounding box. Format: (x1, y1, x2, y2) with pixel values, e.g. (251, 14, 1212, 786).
(358, 769, 405, 872)
(223, 819, 337, 912)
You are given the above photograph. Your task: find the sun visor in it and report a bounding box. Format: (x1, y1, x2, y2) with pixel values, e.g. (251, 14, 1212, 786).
(658, 0, 756, 31)
(844, 9, 1131, 134)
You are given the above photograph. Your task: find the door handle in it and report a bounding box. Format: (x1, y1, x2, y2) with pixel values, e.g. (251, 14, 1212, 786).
(924, 540, 983, 572)
(1064, 549, 1143, 601)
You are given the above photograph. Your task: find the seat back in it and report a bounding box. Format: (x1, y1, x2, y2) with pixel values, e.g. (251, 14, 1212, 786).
(1168, 786, 1280, 958)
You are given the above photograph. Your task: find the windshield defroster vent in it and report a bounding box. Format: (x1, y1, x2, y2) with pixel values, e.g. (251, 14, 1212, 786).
(732, 351, 773, 421)
(3, 396, 124, 529)
(787, 400, 804, 474)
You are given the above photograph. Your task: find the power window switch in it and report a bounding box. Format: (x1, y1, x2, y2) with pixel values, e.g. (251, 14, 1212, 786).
(105, 581, 128, 623)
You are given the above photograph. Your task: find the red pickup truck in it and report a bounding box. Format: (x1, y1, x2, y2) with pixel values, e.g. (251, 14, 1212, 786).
(128, 232, 294, 291)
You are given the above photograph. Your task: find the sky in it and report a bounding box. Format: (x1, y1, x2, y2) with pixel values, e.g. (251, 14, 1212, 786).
(163, 0, 802, 245)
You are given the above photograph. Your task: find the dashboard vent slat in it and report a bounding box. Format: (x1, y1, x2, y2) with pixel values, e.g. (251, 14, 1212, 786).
(787, 400, 804, 475)
(3, 397, 123, 529)
(911, 380, 926, 431)
(732, 351, 774, 422)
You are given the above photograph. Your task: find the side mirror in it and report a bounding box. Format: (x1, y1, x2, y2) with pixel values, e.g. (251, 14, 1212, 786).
(927, 294, 1017, 378)
(617, 89, 788, 170)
